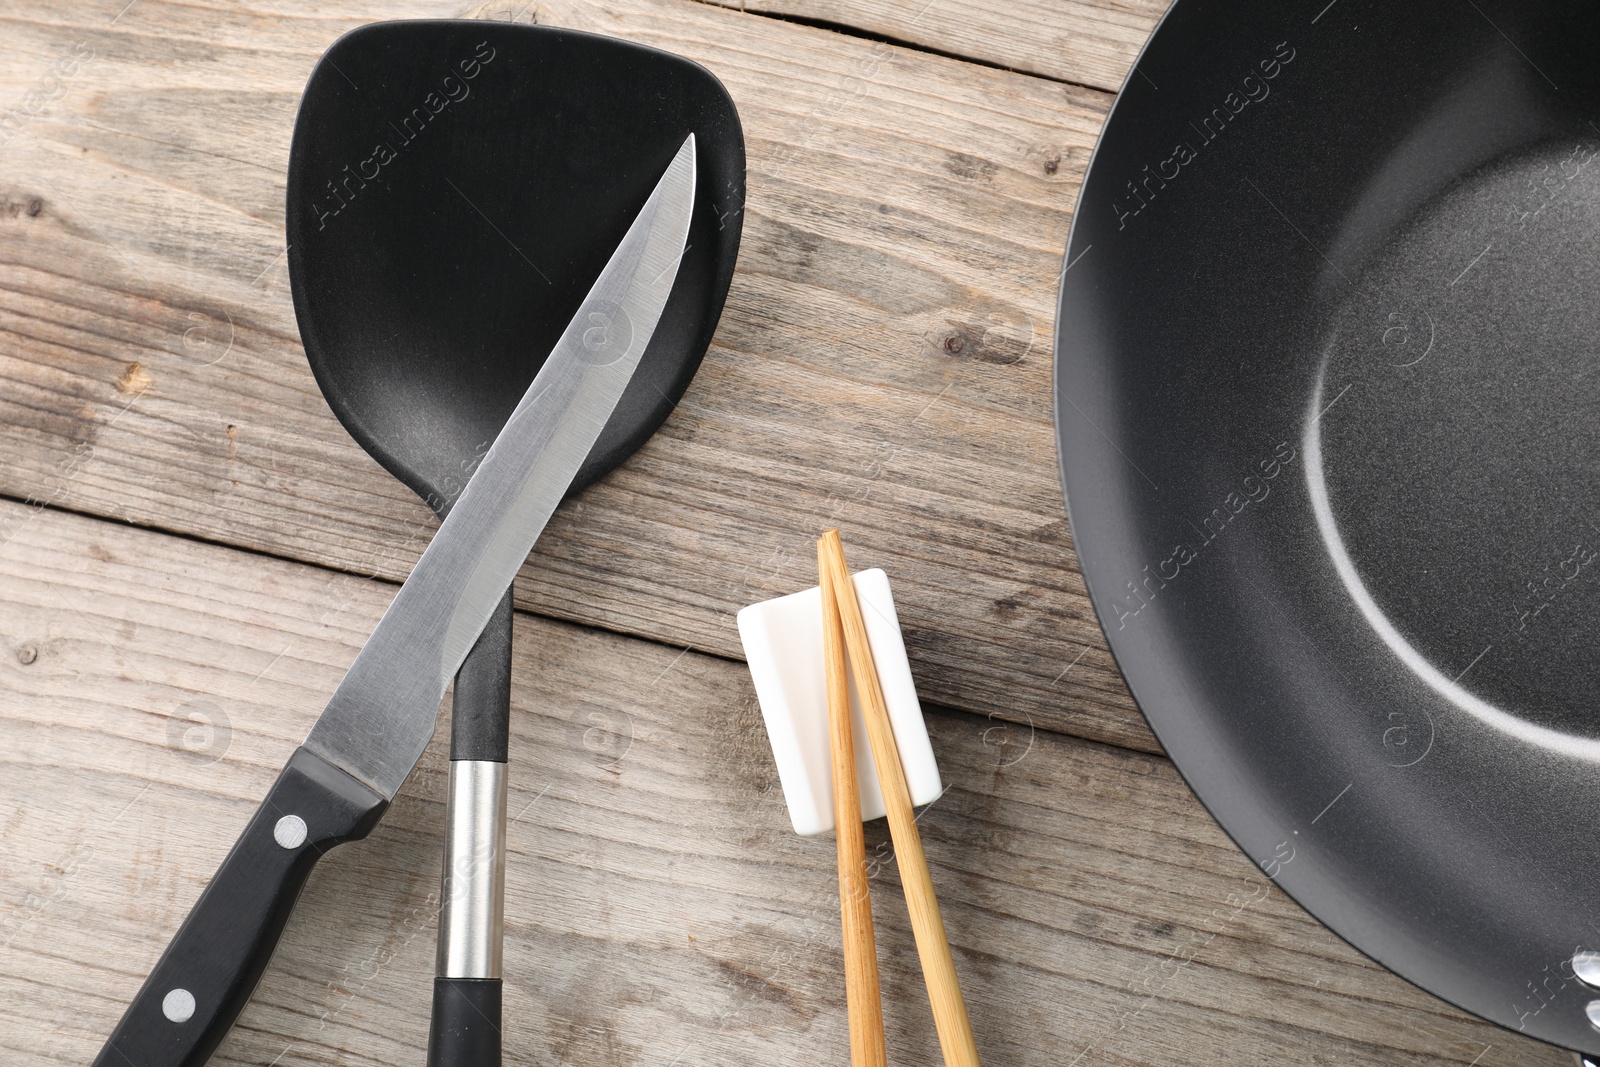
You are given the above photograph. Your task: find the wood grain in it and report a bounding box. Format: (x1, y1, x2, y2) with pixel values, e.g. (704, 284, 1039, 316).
(694, 0, 1170, 92)
(0, 502, 1569, 1066)
(0, 0, 1151, 755)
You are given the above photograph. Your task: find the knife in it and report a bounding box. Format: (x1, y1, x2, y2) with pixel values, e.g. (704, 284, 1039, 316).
(92, 134, 697, 1067)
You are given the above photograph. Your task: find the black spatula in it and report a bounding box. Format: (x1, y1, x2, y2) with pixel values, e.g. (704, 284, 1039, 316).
(285, 20, 743, 1065)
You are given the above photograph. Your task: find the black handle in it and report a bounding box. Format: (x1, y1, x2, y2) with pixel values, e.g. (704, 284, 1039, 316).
(93, 746, 388, 1067)
(427, 977, 503, 1067)
(450, 589, 512, 763)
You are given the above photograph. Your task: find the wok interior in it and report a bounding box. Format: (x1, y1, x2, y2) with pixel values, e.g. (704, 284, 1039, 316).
(1057, 0, 1600, 1052)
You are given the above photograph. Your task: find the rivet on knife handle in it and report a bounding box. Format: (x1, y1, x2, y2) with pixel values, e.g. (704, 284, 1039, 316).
(91, 748, 388, 1067)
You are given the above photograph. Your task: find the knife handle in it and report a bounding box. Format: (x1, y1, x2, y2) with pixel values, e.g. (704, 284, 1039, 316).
(93, 746, 388, 1067)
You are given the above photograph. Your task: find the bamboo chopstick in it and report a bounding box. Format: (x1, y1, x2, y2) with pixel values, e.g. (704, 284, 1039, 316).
(820, 543, 888, 1067)
(818, 528, 982, 1067)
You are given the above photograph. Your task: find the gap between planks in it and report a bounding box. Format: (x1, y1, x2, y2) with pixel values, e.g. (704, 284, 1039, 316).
(0, 489, 1154, 760)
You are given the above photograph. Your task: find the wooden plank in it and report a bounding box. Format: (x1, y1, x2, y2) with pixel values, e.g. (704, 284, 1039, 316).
(696, 0, 1169, 92)
(0, 0, 1152, 751)
(0, 501, 1567, 1066)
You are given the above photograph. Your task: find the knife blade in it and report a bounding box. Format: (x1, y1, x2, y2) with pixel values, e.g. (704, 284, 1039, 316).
(92, 134, 697, 1067)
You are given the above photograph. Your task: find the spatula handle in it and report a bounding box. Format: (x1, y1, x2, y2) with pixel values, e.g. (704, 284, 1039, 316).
(428, 978, 503, 1066)
(428, 589, 512, 1067)
(446, 590, 513, 763)
(92, 746, 388, 1067)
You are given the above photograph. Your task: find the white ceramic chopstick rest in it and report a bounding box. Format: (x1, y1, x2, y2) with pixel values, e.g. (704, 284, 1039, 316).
(737, 568, 942, 836)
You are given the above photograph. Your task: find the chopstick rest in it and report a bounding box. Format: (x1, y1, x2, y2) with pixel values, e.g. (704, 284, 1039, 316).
(737, 568, 943, 836)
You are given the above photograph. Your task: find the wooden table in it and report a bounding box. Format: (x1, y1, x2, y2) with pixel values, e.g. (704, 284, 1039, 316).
(0, 2, 1572, 1064)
